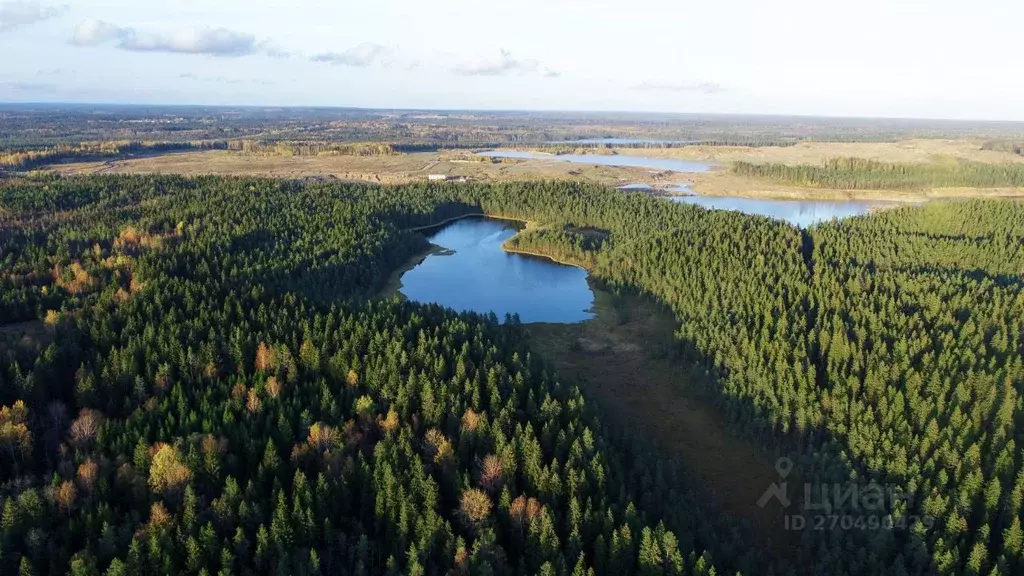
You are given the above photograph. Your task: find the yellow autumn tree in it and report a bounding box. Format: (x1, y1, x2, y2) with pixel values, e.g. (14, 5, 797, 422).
(55, 481, 77, 515)
(265, 376, 282, 399)
(307, 423, 341, 452)
(149, 502, 172, 528)
(0, 400, 33, 462)
(425, 429, 454, 467)
(460, 488, 492, 523)
(148, 444, 192, 495)
(246, 389, 262, 414)
(254, 342, 276, 372)
(461, 409, 482, 433)
(380, 409, 400, 433)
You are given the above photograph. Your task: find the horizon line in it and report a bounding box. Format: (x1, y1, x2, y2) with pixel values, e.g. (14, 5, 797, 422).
(3, 100, 1024, 126)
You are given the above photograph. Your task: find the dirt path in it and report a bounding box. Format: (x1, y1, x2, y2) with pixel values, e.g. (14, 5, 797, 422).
(526, 285, 797, 566)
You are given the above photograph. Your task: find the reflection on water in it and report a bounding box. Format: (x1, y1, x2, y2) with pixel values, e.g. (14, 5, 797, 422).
(549, 138, 695, 145)
(478, 150, 879, 228)
(400, 218, 595, 323)
(477, 150, 711, 173)
(669, 191, 877, 228)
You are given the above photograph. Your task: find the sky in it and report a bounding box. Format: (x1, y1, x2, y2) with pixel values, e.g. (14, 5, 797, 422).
(1, 0, 1022, 120)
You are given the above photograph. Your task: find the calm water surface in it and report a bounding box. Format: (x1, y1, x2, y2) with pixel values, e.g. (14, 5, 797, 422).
(549, 138, 695, 145)
(477, 150, 711, 173)
(400, 218, 595, 323)
(478, 150, 878, 227)
(668, 186, 876, 228)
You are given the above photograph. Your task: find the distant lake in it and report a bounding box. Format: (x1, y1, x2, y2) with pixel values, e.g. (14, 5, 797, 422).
(549, 138, 695, 145)
(400, 218, 595, 323)
(478, 150, 878, 228)
(668, 186, 877, 228)
(477, 150, 712, 173)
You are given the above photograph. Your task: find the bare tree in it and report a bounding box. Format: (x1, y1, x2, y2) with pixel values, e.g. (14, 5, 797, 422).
(479, 455, 504, 494)
(69, 408, 104, 450)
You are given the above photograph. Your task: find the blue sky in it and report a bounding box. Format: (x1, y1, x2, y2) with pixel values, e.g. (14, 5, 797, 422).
(1, 0, 1021, 120)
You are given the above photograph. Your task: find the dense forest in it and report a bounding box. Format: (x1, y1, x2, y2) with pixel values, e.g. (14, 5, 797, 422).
(734, 157, 1024, 189)
(0, 142, 228, 172)
(224, 142, 397, 157)
(0, 140, 398, 173)
(509, 195, 1024, 575)
(1, 174, 1022, 575)
(0, 176, 735, 575)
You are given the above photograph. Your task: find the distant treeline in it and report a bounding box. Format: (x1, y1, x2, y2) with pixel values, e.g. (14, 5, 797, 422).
(734, 157, 1024, 189)
(981, 140, 1024, 156)
(392, 143, 511, 153)
(0, 140, 402, 172)
(537, 139, 801, 150)
(0, 141, 227, 171)
(226, 141, 397, 157)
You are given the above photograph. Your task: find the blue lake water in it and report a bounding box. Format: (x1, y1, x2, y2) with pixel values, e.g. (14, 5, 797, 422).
(668, 186, 876, 228)
(400, 218, 595, 323)
(478, 150, 878, 228)
(549, 138, 695, 145)
(477, 150, 712, 173)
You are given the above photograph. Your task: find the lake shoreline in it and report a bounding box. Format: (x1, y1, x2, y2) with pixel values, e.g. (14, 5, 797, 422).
(404, 213, 588, 270)
(484, 147, 1024, 203)
(397, 217, 596, 323)
(377, 243, 450, 300)
(500, 245, 588, 270)
(405, 212, 533, 232)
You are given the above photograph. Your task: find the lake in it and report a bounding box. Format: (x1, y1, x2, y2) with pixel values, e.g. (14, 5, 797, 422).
(400, 218, 595, 323)
(477, 150, 712, 173)
(549, 138, 695, 145)
(668, 186, 877, 228)
(478, 150, 879, 227)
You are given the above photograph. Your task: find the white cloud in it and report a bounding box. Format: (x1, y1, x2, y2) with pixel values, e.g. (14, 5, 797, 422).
(70, 18, 121, 45)
(70, 18, 260, 57)
(0, 1, 65, 32)
(310, 43, 392, 67)
(632, 80, 726, 94)
(262, 44, 293, 59)
(453, 49, 558, 78)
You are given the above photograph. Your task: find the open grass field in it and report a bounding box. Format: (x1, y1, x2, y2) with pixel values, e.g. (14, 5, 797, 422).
(623, 139, 1024, 201)
(49, 139, 1024, 203)
(615, 138, 1024, 165)
(525, 282, 795, 561)
(683, 169, 1024, 202)
(52, 150, 664, 188)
